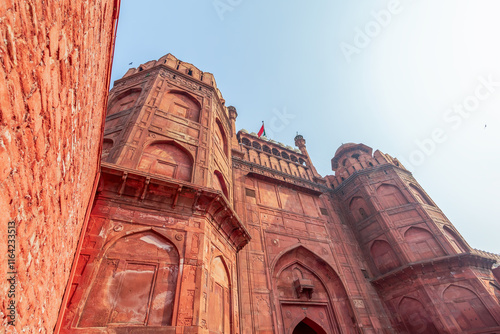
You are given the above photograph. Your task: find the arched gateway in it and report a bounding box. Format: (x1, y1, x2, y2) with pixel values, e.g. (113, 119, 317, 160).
(273, 246, 357, 334)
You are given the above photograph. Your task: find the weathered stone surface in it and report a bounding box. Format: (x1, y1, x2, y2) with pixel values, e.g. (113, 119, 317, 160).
(0, 1, 118, 332)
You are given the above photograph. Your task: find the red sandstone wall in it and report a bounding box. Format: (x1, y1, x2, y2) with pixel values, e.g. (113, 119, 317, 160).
(0, 1, 118, 332)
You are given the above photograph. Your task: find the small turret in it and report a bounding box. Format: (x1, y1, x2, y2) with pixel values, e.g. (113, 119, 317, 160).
(294, 133, 321, 179)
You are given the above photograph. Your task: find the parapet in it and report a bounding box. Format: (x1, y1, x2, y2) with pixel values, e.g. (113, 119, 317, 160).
(118, 53, 225, 106)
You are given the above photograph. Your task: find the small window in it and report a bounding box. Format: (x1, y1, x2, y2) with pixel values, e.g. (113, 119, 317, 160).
(187, 69, 193, 76)
(245, 188, 256, 198)
(361, 269, 369, 279)
(359, 208, 367, 218)
(320, 208, 329, 216)
(252, 142, 262, 150)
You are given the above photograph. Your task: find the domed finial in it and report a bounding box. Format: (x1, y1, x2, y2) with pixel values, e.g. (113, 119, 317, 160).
(228, 105, 237, 120)
(294, 133, 305, 148)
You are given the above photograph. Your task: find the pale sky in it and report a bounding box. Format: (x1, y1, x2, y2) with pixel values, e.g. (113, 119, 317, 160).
(111, 0, 500, 254)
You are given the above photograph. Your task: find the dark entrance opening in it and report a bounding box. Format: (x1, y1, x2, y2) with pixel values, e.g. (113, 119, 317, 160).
(292, 318, 327, 334)
(292, 321, 317, 334)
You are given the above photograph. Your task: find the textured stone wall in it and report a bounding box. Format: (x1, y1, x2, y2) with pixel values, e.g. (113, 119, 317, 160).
(0, 0, 118, 332)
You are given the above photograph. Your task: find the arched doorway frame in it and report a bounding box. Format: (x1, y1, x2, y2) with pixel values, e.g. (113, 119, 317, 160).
(271, 244, 357, 334)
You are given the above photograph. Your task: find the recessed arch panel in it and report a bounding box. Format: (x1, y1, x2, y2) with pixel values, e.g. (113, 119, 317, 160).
(138, 141, 193, 181)
(443, 285, 498, 331)
(370, 240, 400, 274)
(443, 226, 467, 253)
(404, 227, 445, 261)
(213, 170, 229, 199)
(108, 88, 142, 116)
(398, 297, 439, 333)
(349, 196, 370, 222)
(409, 183, 433, 206)
(376, 184, 408, 209)
(159, 90, 201, 122)
(209, 256, 231, 334)
(215, 118, 228, 156)
(79, 231, 179, 327)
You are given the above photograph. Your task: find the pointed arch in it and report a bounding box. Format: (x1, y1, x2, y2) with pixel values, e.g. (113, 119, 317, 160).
(404, 227, 445, 261)
(349, 196, 370, 222)
(215, 118, 228, 156)
(376, 183, 408, 209)
(442, 225, 467, 253)
(138, 140, 194, 181)
(213, 170, 229, 199)
(159, 90, 201, 122)
(79, 230, 179, 327)
(102, 138, 113, 160)
(208, 255, 232, 333)
(409, 183, 433, 206)
(398, 297, 439, 333)
(272, 245, 355, 333)
(443, 284, 498, 331)
(291, 317, 328, 334)
(108, 88, 142, 116)
(370, 240, 400, 274)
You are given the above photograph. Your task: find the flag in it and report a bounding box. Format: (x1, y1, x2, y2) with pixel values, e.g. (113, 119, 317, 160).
(257, 122, 266, 137)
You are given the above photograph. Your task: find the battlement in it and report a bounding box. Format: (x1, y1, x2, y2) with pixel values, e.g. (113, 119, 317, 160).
(236, 130, 316, 182)
(326, 142, 408, 188)
(117, 53, 226, 106)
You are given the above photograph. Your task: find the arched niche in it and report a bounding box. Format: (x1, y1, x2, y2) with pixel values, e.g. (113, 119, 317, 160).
(79, 231, 179, 327)
(404, 227, 445, 261)
(443, 285, 498, 331)
(370, 240, 400, 274)
(102, 138, 113, 160)
(252, 141, 262, 150)
(208, 256, 231, 334)
(214, 118, 228, 157)
(409, 184, 433, 206)
(213, 170, 229, 199)
(241, 137, 251, 146)
(376, 184, 408, 209)
(398, 297, 439, 333)
(108, 88, 142, 116)
(158, 90, 201, 122)
(442, 226, 467, 253)
(272, 246, 355, 334)
(137, 141, 193, 181)
(348, 196, 370, 222)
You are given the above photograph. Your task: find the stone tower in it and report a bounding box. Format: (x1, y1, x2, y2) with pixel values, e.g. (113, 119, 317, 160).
(59, 54, 500, 333)
(60, 54, 250, 332)
(327, 143, 500, 333)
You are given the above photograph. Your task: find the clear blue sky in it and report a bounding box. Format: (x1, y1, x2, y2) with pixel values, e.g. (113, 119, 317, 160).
(111, 0, 500, 253)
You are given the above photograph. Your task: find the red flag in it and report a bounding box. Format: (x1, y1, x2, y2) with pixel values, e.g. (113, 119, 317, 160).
(257, 122, 266, 137)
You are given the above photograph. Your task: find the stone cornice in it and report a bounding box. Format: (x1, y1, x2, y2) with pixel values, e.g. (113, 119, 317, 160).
(99, 162, 251, 251)
(232, 157, 329, 195)
(371, 253, 497, 288)
(331, 163, 413, 194)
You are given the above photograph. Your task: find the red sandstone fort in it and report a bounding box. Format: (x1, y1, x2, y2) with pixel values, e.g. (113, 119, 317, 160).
(1, 2, 500, 333)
